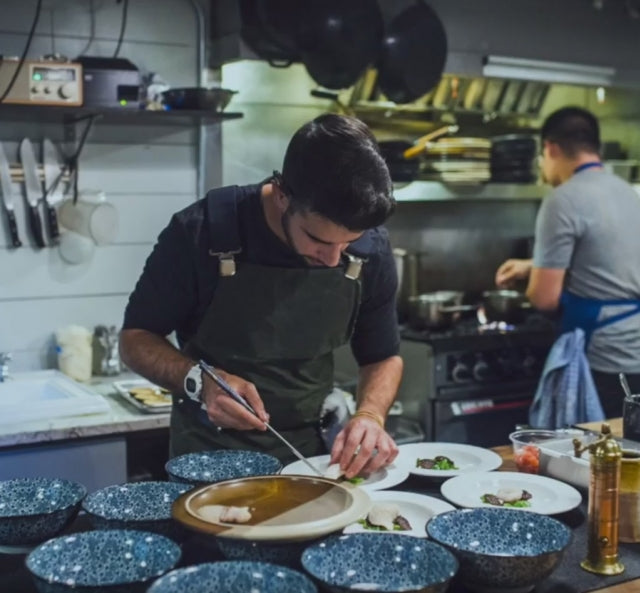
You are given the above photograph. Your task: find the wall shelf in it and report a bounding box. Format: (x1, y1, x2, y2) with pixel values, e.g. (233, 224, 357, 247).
(393, 180, 547, 202)
(0, 104, 243, 127)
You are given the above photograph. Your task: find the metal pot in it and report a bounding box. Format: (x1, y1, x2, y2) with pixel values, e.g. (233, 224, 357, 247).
(481, 290, 531, 323)
(408, 291, 475, 330)
(393, 248, 420, 322)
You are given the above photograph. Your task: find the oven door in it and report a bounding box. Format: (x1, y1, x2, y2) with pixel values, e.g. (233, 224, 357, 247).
(431, 394, 532, 448)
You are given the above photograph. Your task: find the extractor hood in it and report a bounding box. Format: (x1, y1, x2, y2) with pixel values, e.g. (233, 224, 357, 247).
(482, 56, 616, 87)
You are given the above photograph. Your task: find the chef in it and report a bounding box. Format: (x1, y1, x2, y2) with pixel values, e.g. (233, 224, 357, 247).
(496, 107, 640, 416)
(119, 114, 402, 478)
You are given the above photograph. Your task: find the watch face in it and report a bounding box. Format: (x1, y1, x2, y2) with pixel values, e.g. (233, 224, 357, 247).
(186, 377, 197, 393)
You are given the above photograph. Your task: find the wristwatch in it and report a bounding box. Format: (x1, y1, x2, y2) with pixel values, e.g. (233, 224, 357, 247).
(183, 364, 203, 402)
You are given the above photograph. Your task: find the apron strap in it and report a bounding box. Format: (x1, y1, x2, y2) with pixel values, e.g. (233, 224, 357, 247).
(561, 291, 640, 348)
(205, 186, 243, 276)
(594, 303, 640, 330)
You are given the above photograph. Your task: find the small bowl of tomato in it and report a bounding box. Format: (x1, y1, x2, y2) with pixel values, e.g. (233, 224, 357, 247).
(509, 429, 558, 474)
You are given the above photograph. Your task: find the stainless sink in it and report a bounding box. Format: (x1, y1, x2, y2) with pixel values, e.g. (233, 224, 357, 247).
(0, 370, 110, 425)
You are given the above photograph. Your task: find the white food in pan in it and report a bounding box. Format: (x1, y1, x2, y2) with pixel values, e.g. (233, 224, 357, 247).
(198, 504, 252, 524)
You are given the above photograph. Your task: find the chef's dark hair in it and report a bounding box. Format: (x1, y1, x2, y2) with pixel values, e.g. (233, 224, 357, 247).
(541, 106, 601, 158)
(277, 114, 395, 231)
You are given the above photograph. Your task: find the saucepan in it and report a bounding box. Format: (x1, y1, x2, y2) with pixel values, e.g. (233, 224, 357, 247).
(481, 289, 531, 323)
(407, 291, 476, 330)
(161, 87, 237, 112)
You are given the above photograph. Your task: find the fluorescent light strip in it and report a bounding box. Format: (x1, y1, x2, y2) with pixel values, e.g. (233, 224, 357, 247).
(483, 55, 616, 86)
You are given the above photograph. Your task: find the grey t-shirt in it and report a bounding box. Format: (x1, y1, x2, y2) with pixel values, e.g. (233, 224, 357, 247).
(533, 168, 640, 373)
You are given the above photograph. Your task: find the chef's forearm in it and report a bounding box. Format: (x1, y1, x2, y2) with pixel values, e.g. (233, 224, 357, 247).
(119, 328, 193, 394)
(355, 355, 403, 421)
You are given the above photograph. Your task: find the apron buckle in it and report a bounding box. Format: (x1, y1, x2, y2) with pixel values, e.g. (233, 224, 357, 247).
(209, 249, 242, 277)
(344, 254, 364, 280)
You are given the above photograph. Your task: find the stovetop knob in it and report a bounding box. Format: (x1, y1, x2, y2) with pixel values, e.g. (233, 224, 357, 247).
(451, 360, 472, 384)
(473, 356, 491, 382)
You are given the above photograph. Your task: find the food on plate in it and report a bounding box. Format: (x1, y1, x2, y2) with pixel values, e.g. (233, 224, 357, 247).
(128, 386, 171, 406)
(324, 463, 343, 480)
(324, 462, 366, 484)
(481, 488, 532, 508)
(358, 502, 412, 532)
(197, 504, 253, 524)
(416, 455, 458, 470)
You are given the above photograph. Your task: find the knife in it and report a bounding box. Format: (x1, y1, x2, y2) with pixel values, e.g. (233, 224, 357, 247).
(42, 138, 63, 245)
(198, 360, 325, 477)
(0, 142, 21, 248)
(19, 138, 46, 249)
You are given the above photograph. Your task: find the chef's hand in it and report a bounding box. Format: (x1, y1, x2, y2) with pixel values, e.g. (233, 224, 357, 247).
(495, 258, 532, 288)
(329, 413, 399, 479)
(200, 369, 269, 431)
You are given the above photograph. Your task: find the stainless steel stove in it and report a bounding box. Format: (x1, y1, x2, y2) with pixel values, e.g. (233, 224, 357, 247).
(396, 314, 557, 447)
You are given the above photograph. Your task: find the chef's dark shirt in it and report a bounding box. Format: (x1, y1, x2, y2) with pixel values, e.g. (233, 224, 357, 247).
(123, 184, 400, 366)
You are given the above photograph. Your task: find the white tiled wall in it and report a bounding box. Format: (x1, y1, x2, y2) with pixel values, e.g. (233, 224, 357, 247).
(0, 0, 215, 370)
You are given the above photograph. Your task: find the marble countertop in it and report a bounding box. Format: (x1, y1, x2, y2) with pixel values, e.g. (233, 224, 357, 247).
(0, 372, 171, 448)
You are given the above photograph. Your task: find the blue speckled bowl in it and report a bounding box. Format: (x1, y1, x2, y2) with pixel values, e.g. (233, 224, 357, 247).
(26, 529, 181, 593)
(216, 535, 323, 570)
(301, 533, 458, 593)
(148, 561, 317, 593)
(82, 481, 192, 541)
(426, 507, 572, 593)
(0, 477, 86, 549)
(165, 450, 283, 486)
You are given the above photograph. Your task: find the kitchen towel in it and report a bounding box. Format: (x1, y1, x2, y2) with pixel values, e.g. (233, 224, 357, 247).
(529, 328, 605, 429)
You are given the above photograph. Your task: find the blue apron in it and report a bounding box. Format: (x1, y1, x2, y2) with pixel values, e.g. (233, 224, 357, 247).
(558, 161, 640, 348)
(560, 291, 640, 348)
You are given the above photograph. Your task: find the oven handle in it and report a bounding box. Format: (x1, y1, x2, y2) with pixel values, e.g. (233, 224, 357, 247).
(450, 398, 532, 416)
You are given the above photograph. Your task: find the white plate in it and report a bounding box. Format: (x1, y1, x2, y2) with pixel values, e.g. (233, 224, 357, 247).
(113, 379, 172, 414)
(440, 471, 583, 515)
(396, 442, 503, 478)
(343, 490, 455, 538)
(280, 454, 409, 492)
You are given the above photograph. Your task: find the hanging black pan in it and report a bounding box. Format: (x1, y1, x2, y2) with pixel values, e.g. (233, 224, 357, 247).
(239, 0, 302, 67)
(295, 0, 383, 90)
(377, 1, 448, 104)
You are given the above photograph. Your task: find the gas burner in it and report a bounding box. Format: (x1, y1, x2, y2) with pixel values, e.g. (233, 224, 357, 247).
(478, 321, 515, 333)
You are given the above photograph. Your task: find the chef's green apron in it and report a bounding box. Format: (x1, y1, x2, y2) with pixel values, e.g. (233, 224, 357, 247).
(170, 186, 365, 463)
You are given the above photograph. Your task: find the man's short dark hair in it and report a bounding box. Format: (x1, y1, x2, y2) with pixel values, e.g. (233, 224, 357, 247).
(280, 114, 395, 231)
(541, 106, 601, 158)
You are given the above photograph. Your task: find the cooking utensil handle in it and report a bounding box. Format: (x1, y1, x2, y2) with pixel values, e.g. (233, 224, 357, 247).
(620, 373, 633, 399)
(403, 124, 460, 160)
(27, 203, 45, 248)
(44, 203, 60, 245)
(310, 89, 340, 101)
(5, 209, 21, 248)
(198, 360, 324, 477)
(440, 304, 478, 313)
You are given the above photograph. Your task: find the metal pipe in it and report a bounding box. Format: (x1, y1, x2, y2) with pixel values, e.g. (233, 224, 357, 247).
(187, 0, 207, 200)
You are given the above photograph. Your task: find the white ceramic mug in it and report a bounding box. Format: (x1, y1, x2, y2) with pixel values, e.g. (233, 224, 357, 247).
(58, 191, 118, 245)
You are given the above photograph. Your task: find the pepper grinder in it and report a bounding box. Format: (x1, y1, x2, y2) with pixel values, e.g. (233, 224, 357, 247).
(574, 423, 625, 575)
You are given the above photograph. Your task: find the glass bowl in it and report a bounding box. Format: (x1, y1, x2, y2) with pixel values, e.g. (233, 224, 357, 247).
(509, 429, 558, 474)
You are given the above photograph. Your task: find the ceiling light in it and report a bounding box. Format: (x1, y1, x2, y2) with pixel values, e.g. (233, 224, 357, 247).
(482, 55, 616, 86)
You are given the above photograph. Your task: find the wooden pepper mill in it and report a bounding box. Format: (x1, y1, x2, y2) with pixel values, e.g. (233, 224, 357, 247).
(574, 423, 625, 575)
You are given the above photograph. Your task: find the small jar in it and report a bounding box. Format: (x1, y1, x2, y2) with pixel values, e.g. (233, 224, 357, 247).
(619, 449, 640, 543)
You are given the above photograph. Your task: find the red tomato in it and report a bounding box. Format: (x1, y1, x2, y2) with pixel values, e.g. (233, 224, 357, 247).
(515, 444, 540, 474)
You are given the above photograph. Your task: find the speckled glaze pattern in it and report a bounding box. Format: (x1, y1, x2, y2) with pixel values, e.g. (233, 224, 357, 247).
(148, 561, 318, 593)
(26, 529, 181, 593)
(301, 533, 458, 593)
(216, 536, 320, 569)
(426, 508, 572, 593)
(0, 477, 86, 546)
(165, 450, 282, 486)
(82, 481, 191, 540)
